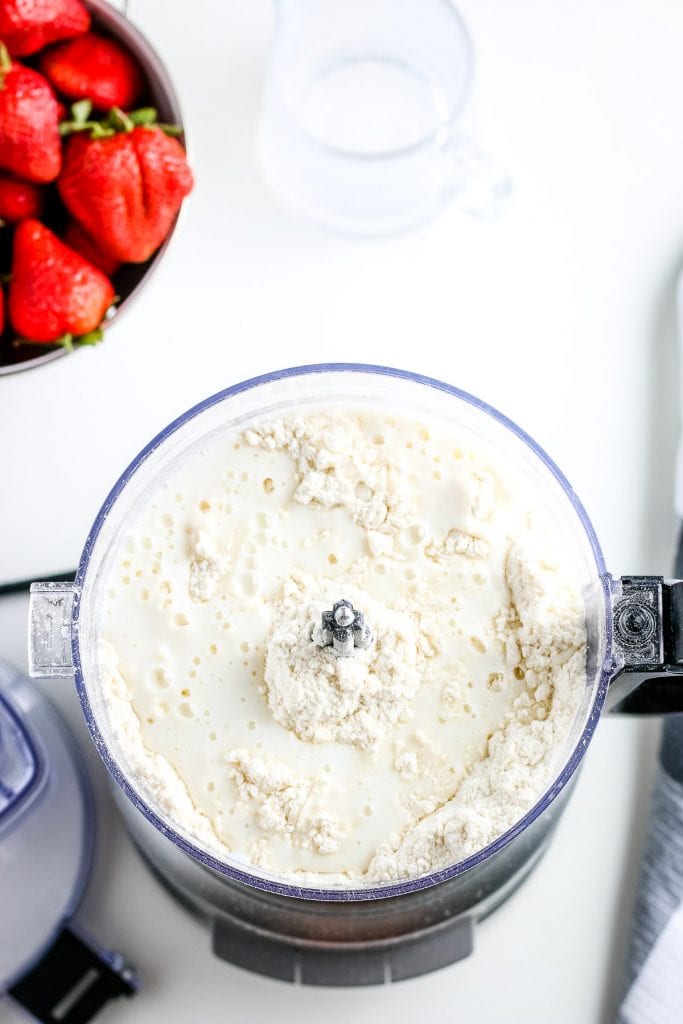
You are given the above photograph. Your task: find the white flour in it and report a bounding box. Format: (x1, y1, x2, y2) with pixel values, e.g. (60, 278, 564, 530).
(96, 408, 587, 886)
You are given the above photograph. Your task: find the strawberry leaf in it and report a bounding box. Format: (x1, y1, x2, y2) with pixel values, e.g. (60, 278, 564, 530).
(89, 123, 116, 139)
(59, 121, 88, 135)
(12, 333, 72, 349)
(75, 328, 104, 346)
(71, 99, 93, 124)
(0, 42, 11, 88)
(12, 328, 105, 349)
(108, 107, 135, 133)
(60, 104, 184, 141)
(129, 107, 158, 126)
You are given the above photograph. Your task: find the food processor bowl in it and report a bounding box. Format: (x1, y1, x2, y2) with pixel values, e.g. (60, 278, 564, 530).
(27, 364, 683, 984)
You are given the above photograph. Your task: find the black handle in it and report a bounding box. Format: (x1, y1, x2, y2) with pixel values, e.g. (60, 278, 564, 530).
(607, 576, 683, 713)
(8, 927, 137, 1024)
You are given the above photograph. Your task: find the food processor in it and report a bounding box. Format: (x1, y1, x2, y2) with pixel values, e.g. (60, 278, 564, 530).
(0, 660, 137, 1021)
(27, 364, 683, 986)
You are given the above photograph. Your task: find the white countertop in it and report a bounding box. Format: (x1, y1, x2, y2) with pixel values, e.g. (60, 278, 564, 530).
(2, 0, 682, 1020)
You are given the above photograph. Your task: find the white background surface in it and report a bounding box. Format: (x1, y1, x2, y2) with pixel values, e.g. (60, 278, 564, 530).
(1, 0, 682, 1020)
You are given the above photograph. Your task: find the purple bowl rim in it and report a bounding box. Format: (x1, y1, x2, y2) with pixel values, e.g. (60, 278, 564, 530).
(0, 0, 187, 378)
(71, 363, 613, 902)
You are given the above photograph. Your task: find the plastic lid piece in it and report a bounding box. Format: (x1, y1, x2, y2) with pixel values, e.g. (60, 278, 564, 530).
(0, 691, 39, 819)
(0, 662, 138, 1021)
(0, 663, 91, 991)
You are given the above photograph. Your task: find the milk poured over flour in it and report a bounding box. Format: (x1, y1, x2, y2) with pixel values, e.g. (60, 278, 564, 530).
(96, 409, 586, 885)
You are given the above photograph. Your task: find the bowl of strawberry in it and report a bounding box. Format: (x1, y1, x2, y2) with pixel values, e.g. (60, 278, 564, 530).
(0, 0, 194, 374)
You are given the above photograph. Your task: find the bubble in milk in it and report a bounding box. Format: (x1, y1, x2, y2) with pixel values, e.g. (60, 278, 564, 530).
(404, 524, 424, 545)
(150, 667, 171, 690)
(236, 573, 259, 597)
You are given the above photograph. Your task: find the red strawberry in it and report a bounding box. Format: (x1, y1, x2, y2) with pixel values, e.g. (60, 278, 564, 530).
(0, 172, 44, 221)
(0, 0, 89, 57)
(59, 111, 193, 263)
(0, 44, 61, 183)
(64, 219, 121, 277)
(9, 219, 114, 343)
(39, 32, 143, 111)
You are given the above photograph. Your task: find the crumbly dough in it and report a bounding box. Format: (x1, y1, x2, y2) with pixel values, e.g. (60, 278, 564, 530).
(226, 749, 345, 855)
(243, 415, 414, 536)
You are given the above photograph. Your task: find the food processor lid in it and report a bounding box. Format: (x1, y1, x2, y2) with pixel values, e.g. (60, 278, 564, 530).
(0, 686, 40, 825)
(0, 661, 137, 1022)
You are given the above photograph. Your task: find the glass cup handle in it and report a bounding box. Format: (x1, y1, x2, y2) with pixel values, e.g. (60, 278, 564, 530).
(441, 133, 512, 219)
(28, 582, 79, 679)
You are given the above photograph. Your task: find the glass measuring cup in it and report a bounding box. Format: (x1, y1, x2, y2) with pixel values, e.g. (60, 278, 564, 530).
(259, 0, 510, 235)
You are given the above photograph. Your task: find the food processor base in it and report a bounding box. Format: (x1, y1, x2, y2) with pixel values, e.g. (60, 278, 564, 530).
(113, 786, 555, 986)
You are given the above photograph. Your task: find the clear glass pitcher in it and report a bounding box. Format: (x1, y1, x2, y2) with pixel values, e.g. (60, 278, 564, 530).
(259, 0, 511, 235)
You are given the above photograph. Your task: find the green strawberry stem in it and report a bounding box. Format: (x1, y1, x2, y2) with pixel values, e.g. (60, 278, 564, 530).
(13, 327, 104, 349)
(76, 328, 104, 346)
(60, 102, 183, 140)
(0, 41, 12, 88)
(71, 99, 94, 124)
